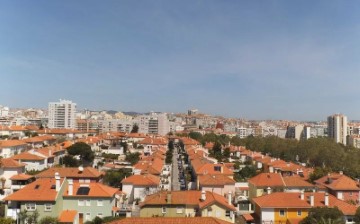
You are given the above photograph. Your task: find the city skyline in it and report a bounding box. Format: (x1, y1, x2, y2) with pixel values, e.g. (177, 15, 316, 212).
(2, 1, 360, 120)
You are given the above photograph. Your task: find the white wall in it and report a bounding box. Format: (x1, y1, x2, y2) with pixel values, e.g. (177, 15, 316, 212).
(261, 208, 274, 223)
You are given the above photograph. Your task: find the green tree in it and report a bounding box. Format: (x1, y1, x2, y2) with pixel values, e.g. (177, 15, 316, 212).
(67, 142, 95, 166)
(300, 207, 344, 224)
(131, 124, 139, 133)
(188, 132, 203, 142)
(103, 169, 131, 187)
(62, 155, 79, 167)
(223, 147, 230, 159)
(354, 206, 360, 224)
(125, 152, 141, 165)
(39, 216, 59, 224)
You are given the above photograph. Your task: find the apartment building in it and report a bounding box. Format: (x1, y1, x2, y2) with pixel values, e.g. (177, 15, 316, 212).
(48, 99, 76, 129)
(328, 114, 348, 145)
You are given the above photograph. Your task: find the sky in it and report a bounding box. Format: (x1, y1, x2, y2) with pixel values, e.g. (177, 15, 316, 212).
(1, 1, 360, 121)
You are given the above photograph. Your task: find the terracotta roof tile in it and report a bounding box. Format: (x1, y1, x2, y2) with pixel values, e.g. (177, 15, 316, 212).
(63, 182, 118, 198)
(4, 178, 61, 201)
(0, 140, 27, 148)
(252, 192, 357, 215)
(121, 174, 160, 186)
(1, 158, 26, 167)
(109, 217, 232, 224)
(198, 174, 235, 186)
(36, 167, 103, 179)
(315, 173, 360, 191)
(59, 210, 77, 223)
(10, 173, 33, 181)
(248, 173, 285, 187)
(11, 152, 45, 161)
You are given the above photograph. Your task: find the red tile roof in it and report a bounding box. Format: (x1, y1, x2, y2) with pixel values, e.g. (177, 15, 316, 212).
(10, 173, 33, 181)
(63, 182, 118, 198)
(252, 192, 357, 215)
(58, 210, 77, 223)
(198, 174, 236, 186)
(109, 217, 232, 224)
(1, 158, 25, 168)
(315, 173, 360, 191)
(248, 173, 285, 187)
(140, 191, 236, 211)
(0, 140, 27, 148)
(4, 178, 62, 202)
(121, 174, 160, 186)
(11, 152, 45, 161)
(36, 167, 103, 179)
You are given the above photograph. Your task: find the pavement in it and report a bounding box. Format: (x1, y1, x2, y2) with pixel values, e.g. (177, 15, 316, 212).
(171, 150, 181, 191)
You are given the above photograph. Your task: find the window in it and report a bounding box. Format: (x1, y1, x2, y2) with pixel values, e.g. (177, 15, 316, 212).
(97, 200, 103, 206)
(25, 203, 36, 211)
(279, 209, 285, 216)
(85, 179, 91, 183)
(85, 213, 91, 221)
(214, 166, 221, 172)
(97, 213, 103, 218)
(44, 204, 52, 212)
(162, 207, 167, 214)
(85, 200, 91, 206)
(78, 200, 85, 206)
(176, 207, 183, 214)
(225, 210, 231, 217)
(350, 192, 353, 196)
(297, 210, 302, 216)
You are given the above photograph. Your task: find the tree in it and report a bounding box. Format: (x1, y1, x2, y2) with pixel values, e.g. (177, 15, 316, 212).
(300, 207, 344, 224)
(120, 142, 128, 154)
(188, 132, 203, 142)
(125, 152, 141, 165)
(103, 169, 131, 187)
(354, 206, 360, 224)
(62, 155, 79, 167)
(39, 216, 59, 224)
(67, 142, 95, 166)
(223, 147, 230, 159)
(131, 124, 139, 133)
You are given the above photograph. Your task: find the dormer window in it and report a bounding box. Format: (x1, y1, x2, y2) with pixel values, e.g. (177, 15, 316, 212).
(214, 166, 221, 172)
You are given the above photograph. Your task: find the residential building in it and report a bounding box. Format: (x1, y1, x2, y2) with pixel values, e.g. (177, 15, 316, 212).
(121, 174, 160, 203)
(139, 190, 236, 223)
(48, 99, 77, 129)
(35, 167, 103, 183)
(314, 172, 360, 203)
(136, 113, 170, 136)
(4, 173, 118, 224)
(251, 192, 357, 224)
(109, 217, 232, 224)
(0, 140, 28, 158)
(328, 114, 348, 145)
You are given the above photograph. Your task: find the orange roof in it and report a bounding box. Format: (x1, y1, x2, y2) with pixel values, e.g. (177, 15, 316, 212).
(196, 164, 233, 176)
(180, 137, 200, 145)
(0, 140, 27, 148)
(108, 217, 232, 224)
(315, 173, 360, 191)
(121, 174, 160, 186)
(1, 158, 25, 167)
(242, 213, 255, 221)
(4, 178, 62, 201)
(282, 176, 314, 188)
(59, 210, 77, 223)
(23, 135, 56, 143)
(248, 173, 285, 187)
(10, 173, 33, 181)
(134, 158, 163, 175)
(141, 191, 236, 211)
(63, 182, 118, 198)
(252, 192, 357, 215)
(138, 137, 168, 145)
(36, 167, 103, 179)
(198, 174, 236, 186)
(11, 152, 45, 161)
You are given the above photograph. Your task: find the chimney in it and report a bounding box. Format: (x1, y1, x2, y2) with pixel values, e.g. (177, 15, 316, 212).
(227, 191, 232, 205)
(166, 192, 172, 204)
(201, 190, 206, 201)
(267, 187, 272, 195)
(300, 190, 304, 200)
(309, 194, 314, 207)
(325, 193, 329, 206)
(55, 172, 60, 192)
(68, 178, 73, 195)
(339, 171, 343, 175)
(221, 166, 223, 174)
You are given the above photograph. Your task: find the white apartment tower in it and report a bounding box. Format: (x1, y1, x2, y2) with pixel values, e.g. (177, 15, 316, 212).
(327, 114, 348, 145)
(48, 99, 77, 129)
(137, 113, 170, 136)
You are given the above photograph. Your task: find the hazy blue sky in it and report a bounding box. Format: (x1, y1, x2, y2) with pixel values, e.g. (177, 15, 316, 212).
(1, 1, 360, 120)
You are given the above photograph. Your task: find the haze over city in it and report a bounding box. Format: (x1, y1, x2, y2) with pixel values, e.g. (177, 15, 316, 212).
(1, 1, 360, 120)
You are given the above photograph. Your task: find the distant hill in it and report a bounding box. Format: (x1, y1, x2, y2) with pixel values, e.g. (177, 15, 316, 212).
(123, 111, 142, 116)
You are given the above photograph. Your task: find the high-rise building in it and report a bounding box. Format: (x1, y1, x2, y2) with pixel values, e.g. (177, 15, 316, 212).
(327, 114, 348, 145)
(48, 99, 76, 129)
(136, 112, 170, 136)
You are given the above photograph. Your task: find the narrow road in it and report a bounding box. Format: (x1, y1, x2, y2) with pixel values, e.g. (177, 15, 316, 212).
(171, 149, 180, 191)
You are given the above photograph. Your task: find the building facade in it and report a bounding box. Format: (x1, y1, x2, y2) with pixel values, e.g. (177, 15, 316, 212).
(48, 99, 77, 129)
(327, 114, 348, 145)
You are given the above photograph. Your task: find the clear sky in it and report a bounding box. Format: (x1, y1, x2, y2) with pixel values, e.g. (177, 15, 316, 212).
(1, 1, 360, 120)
